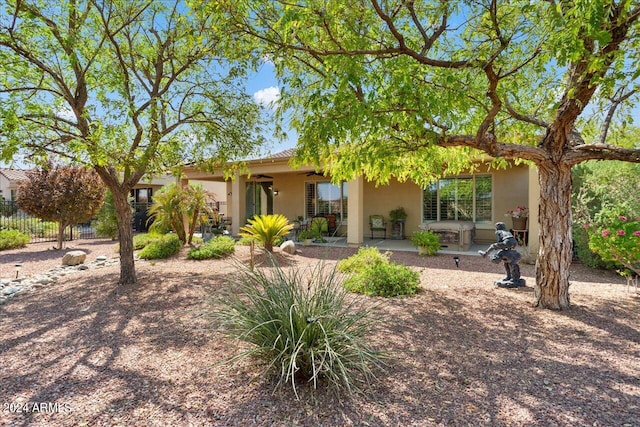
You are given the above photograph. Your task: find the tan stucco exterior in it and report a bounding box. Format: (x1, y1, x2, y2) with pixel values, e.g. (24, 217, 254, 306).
(182, 152, 540, 255)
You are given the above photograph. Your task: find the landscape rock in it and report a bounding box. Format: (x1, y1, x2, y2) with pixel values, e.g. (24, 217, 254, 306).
(0, 256, 119, 305)
(280, 240, 296, 255)
(62, 250, 87, 266)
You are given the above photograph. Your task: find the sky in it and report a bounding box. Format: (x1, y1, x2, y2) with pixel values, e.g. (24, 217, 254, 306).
(0, 60, 294, 170)
(244, 61, 298, 155)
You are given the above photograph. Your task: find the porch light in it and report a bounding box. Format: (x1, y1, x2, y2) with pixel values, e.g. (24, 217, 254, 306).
(15, 263, 22, 278)
(273, 190, 279, 196)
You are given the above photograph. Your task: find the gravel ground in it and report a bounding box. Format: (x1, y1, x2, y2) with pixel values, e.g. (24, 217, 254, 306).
(1, 239, 639, 426)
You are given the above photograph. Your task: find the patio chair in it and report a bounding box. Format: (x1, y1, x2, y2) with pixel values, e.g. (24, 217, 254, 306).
(324, 214, 337, 236)
(369, 215, 387, 239)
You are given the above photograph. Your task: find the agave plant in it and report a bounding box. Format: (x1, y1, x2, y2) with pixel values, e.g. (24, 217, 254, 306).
(239, 214, 294, 252)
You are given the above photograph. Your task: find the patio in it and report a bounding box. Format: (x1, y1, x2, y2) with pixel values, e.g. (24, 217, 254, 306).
(303, 236, 486, 256)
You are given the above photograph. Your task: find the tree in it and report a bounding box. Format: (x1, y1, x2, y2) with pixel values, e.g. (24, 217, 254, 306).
(17, 164, 105, 249)
(216, 0, 640, 309)
(0, 1, 265, 285)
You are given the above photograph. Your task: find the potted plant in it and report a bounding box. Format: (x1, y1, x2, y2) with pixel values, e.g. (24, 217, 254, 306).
(298, 229, 315, 245)
(389, 207, 407, 223)
(506, 206, 529, 230)
(411, 230, 441, 256)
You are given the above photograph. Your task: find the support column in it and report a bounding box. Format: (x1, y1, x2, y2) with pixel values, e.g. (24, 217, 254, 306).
(231, 175, 242, 236)
(347, 176, 364, 247)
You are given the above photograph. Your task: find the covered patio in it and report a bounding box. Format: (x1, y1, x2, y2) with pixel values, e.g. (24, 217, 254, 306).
(299, 235, 487, 257)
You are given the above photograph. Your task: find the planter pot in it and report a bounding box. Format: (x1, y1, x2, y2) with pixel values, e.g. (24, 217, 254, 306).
(391, 219, 406, 240)
(512, 217, 528, 230)
(302, 238, 313, 246)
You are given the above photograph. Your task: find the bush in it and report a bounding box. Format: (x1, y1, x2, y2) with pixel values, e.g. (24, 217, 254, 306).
(214, 261, 383, 398)
(188, 236, 236, 260)
(411, 230, 441, 256)
(137, 233, 182, 259)
(573, 227, 615, 269)
(337, 246, 390, 274)
(94, 191, 121, 239)
(339, 247, 420, 297)
(585, 211, 640, 276)
(133, 233, 163, 250)
(236, 236, 255, 246)
(0, 228, 31, 250)
(343, 261, 420, 297)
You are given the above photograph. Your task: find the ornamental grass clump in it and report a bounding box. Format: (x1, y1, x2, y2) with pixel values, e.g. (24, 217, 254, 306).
(214, 260, 383, 398)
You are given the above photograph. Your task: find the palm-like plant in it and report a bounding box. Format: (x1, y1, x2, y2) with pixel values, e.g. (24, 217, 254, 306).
(239, 214, 294, 252)
(148, 183, 187, 242)
(148, 183, 217, 244)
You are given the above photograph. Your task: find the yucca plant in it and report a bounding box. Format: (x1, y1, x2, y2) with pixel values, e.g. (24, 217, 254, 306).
(213, 260, 383, 398)
(239, 214, 294, 252)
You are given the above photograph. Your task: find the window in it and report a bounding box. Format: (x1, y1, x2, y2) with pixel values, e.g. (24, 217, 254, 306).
(422, 175, 492, 222)
(305, 181, 348, 219)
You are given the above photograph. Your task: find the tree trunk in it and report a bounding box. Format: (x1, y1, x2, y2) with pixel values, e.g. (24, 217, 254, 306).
(534, 163, 573, 309)
(57, 222, 66, 250)
(112, 190, 136, 285)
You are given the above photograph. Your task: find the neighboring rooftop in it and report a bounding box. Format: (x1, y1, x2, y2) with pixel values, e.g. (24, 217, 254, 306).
(0, 168, 30, 182)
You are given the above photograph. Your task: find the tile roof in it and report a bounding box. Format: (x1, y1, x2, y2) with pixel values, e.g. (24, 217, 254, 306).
(265, 148, 295, 159)
(0, 169, 31, 182)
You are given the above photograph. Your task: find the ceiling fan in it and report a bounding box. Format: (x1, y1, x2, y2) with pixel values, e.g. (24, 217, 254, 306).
(298, 171, 324, 177)
(253, 174, 273, 179)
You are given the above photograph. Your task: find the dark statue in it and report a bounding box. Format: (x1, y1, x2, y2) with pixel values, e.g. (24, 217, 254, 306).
(478, 222, 526, 288)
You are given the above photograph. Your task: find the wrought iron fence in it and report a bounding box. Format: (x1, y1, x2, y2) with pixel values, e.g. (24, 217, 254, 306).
(1, 200, 97, 244)
(1, 199, 223, 244)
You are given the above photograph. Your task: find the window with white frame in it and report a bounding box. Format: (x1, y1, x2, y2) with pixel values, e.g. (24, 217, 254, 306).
(422, 175, 492, 222)
(305, 181, 348, 219)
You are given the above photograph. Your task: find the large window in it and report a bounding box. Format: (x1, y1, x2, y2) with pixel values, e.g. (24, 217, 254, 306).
(305, 181, 348, 219)
(422, 175, 492, 222)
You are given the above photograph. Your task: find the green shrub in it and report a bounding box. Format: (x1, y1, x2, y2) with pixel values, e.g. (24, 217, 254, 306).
(337, 246, 390, 274)
(94, 191, 122, 239)
(214, 261, 383, 398)
(236, 236, 256, 246)
(133, 233, 163, 250)
(343, 261, 420, 297)
(1, 217, 58, 238)
(138, 233, 182, 259)
(0, 228, 31, 250)
(411, 230, 441, 256)
(573, 227, 615, 269)
(188, 236, 236, 260)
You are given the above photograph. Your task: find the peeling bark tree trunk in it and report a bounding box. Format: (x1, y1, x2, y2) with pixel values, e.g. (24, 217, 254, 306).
(112, 189, 136, 286)
(534, 163, 573, 309)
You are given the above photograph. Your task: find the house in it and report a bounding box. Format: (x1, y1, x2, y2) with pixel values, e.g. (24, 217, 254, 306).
(183, 149, 541, 254)
(0, 169, 30, 201)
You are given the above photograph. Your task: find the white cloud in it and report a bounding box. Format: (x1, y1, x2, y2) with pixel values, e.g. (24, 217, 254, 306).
(253, 86, 280, 109)
(56, 107, 75, 120)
